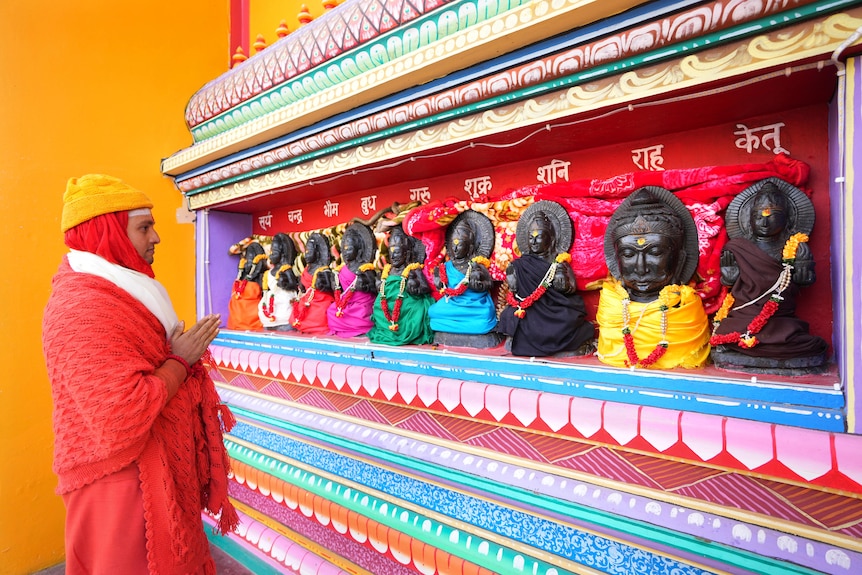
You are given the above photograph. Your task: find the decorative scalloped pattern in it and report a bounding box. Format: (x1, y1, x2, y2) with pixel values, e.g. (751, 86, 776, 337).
(219, 388, 862, 574)
(225, 432, 716, 575)
(185, 9, 862, 209)
(176, 0, 813, 193)
(186, 0, 451, 129)
(229, 470, 496, 575)
(210, 345, 862, 496)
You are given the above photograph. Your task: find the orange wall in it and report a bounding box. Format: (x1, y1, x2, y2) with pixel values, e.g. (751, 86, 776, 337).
(250, 0, 332, 49)
(0, 1, 227, 573)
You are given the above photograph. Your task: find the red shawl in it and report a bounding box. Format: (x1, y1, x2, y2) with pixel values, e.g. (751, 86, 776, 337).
(43, 258, 237, 574)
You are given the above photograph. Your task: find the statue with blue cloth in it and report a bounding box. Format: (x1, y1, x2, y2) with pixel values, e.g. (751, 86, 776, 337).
(428, 209, 502, 348)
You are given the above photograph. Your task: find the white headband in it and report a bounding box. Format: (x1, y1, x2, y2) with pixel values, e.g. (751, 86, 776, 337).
(128, 208, 152, 218)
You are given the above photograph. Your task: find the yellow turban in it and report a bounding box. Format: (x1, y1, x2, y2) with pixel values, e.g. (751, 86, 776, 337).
(61, 174, 153, 232)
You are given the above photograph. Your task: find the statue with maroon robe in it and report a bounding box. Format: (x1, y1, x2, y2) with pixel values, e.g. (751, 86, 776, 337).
(711, 178, 827, 373)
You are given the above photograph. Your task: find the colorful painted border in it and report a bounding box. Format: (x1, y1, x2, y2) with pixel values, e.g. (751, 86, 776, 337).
(218, 384, 862, 573)
(172, 0, 838, 192)
(180, 8, 862, 209)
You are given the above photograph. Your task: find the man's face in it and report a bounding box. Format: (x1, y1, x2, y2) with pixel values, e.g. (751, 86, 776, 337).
(127, 211, 160, 264)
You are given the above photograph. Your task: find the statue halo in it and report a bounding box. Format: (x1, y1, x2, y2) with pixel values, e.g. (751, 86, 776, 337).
(516, 200, 574, 256)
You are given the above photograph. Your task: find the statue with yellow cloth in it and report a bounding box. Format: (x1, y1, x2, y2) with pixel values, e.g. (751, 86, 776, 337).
(596, 187, 710, 369)
(258, 233, 300, 331)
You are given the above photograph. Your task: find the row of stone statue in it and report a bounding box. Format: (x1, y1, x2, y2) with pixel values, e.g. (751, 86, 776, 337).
(228, 177, 827, 374)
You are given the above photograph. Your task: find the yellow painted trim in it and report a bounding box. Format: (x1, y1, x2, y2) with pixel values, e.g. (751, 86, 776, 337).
(845, 57, 856, 432)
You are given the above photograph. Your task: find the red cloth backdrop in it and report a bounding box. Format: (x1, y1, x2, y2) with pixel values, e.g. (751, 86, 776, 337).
(403, 154, 810, 314)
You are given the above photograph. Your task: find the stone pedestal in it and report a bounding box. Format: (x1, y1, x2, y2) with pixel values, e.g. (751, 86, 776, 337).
(711, 345, 828, 376)
(434, 331, 504, 349)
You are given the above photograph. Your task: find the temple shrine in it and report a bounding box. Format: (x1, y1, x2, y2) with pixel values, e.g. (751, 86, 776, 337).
(160, 1, 862, 573)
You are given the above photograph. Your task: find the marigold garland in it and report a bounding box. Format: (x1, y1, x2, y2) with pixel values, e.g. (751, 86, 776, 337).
(710, 233, 808, 348)
(379, 263, 422, 331)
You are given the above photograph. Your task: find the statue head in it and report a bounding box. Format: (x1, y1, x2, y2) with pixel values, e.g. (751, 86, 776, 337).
(304, 232, 331, 270)
(527, 213, 555, 257)
(604, 187, 699, 303)
(341, 223, 376, 269)
(449, 220, 475, 261)
(341, 230, 360, 263)
(270, 233, 296, 268)
(725, 178, 815, 244)
(388, 226, 415, 270)
(445, 210, 495, 267)
(749, 182, 790, 242)
(244, 241, 267, 283)
(516, 200, 574, 261)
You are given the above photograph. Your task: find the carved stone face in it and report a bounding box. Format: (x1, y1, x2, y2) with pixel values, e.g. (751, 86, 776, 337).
(341, 233, 359, 263)
(389, 232, 408, 268)
(615, 232, 680, 302)
(750, 191, 788, 240)
(270, 238, 284, 265)
(527, 216, 553, 257)
(450, 222, 474, 261)
(305, 236, 319, 265)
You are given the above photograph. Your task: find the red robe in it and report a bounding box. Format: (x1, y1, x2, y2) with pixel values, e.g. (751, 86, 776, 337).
(43, 258, 236, 575)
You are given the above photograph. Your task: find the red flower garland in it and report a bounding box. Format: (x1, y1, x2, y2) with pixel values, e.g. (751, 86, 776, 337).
(506, 254, 569, 318)
(232, 279, 248, 299)
(709, 233, 807, 349)
(622, 299, 670, 369)
(261, 293, 276, 321)
(333, 286, 355, 318)
(378, 263, 422, 331)
(437, 262, 468, 298)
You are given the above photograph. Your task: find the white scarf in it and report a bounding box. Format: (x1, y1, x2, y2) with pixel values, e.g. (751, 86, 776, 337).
(67, 250, 179, 337)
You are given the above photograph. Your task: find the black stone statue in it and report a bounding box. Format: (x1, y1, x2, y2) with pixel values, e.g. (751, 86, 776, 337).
(711, 178, 827, 374)
(497, 200, 594, 357)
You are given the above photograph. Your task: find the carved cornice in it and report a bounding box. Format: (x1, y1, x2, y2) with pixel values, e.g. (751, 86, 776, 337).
(185, 9, 862, 210)
(164, 0, 653, 174)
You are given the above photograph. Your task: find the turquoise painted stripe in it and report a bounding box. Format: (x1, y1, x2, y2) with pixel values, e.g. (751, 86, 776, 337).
(190, 0, 535, 142)
(225, 437, 589, 575)
(205, 524, 285, 575)
(185, 0, 861, 194)
(212, 333, 846, 432)
(228, 412, 823, 575)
